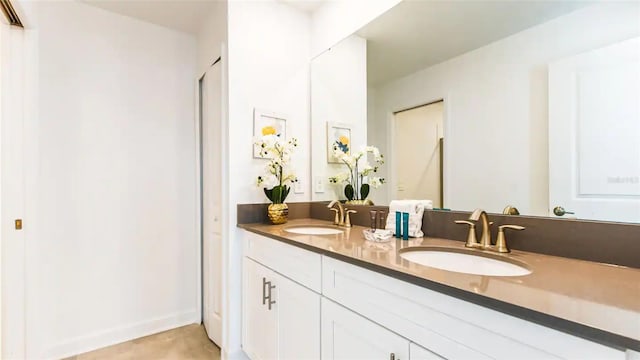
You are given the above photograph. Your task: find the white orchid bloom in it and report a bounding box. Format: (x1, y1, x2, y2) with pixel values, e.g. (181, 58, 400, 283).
(328, 171, 350, 184)
(369, 177, 385, 188)
(255, 135, 299, 203)
(361, 163, 375, 176)
(328, 143, 385, 200)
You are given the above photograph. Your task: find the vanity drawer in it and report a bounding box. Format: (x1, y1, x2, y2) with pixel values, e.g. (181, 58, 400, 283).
(321, 256, 625, 360)
(243, 231, 322, 292)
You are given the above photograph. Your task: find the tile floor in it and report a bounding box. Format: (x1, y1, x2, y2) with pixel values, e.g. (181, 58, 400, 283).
(64, 324, 220, 360)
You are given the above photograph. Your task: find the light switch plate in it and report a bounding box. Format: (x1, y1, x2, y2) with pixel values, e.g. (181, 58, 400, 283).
(294, 179, 304, 194)
(314, 176, 324, 193)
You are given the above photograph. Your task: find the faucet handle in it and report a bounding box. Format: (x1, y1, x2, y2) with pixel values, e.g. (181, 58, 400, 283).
(455, 220, 481, 248)
(329, 208, 340, 225)
(345, 209, 357, 227)
(499, 225, 525, 231)
(495, 224, 525, 253)
(455, 220, 474, 226)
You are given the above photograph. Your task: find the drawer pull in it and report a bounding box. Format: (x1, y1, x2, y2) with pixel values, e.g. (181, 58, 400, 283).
(262, 277, 269, 305)
(267, 282, 276, 310)
(262, 277, 276, 310)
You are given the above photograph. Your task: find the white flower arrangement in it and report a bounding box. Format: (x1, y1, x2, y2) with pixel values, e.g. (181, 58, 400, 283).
(329, 145, 385, 201)
(255, 135, 298, 204)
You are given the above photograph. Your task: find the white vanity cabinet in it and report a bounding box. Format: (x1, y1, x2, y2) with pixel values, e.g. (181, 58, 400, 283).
(410, 344, 445, 360)
(243, 258, 277, 360)
(321, 298, 443, 360)
(321, 256, 626, 360)
(241, 231, 628, 360)
(243, 258, 321, 360)
(321, 298, 410, 360)
(242, 233, 322, 360)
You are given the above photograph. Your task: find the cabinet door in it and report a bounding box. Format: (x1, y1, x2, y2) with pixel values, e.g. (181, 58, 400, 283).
(321, 298, 409, 360)
(409, 343, 444, 360)
(273, 271, 321, 359)
(243, 258, 277, 360)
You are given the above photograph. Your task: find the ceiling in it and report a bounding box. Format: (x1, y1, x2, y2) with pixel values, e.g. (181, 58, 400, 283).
(79, 0, 219, 34)
(357, 1, 594, 86)
(80, 0, 326, 35)
(79, 0, 592, 84)
(279, 0, 326, 14)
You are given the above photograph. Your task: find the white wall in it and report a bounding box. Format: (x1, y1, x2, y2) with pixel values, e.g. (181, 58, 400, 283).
(197, 0, 228, 77)
(311, 34, 367, 201)
(22, 2, 199, 358)
(227, 0, 310, 357)
(370, 2, 640, 215)
(311, 0, 401, 58)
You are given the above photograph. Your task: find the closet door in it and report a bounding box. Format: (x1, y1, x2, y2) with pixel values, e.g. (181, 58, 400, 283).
(201, 60, 223, 345)
(1, 23, 27, 359)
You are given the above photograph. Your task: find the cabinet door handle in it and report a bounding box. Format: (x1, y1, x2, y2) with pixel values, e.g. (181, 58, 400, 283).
(262, 277, 269, 305)
(267, 282, 276, 310)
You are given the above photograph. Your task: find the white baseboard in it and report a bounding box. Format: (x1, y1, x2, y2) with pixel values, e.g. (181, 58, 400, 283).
(43, 309, 200, 360)
(223, 348, 250, 360)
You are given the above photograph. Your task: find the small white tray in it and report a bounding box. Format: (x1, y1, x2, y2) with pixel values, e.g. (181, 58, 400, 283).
(363, 228, 394, 243)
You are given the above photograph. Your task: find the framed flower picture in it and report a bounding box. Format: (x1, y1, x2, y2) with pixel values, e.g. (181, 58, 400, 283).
(253, 108, 287, 158)
(327, 122, 352, 163)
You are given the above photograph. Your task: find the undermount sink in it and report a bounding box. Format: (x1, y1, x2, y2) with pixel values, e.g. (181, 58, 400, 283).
(399, 247, 531, 277)
(284, 226, 344, 235)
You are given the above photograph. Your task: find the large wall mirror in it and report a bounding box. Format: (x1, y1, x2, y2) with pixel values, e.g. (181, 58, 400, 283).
(311, 1, 640, 223)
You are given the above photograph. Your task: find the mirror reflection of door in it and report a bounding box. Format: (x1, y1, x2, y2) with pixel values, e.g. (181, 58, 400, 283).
(393, 100, 444, 206)
(549, 37, 640, 223)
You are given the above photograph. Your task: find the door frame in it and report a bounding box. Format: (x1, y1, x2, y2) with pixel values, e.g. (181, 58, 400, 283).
(0, 21, 4, 359)
(197, 71, 204, 327)
(387, 96, 451, 207)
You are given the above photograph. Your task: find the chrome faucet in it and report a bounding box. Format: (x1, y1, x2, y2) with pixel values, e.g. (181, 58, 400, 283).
(469, 209, 491, 249)
(327, 200, 356, 227)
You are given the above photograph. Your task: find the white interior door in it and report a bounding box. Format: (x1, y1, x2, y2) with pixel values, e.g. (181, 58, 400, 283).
(393, 101, 444, 205)
(201, 60, 223, 345)
(1, 24, 26, 359)
(549, 37, 640, 222)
